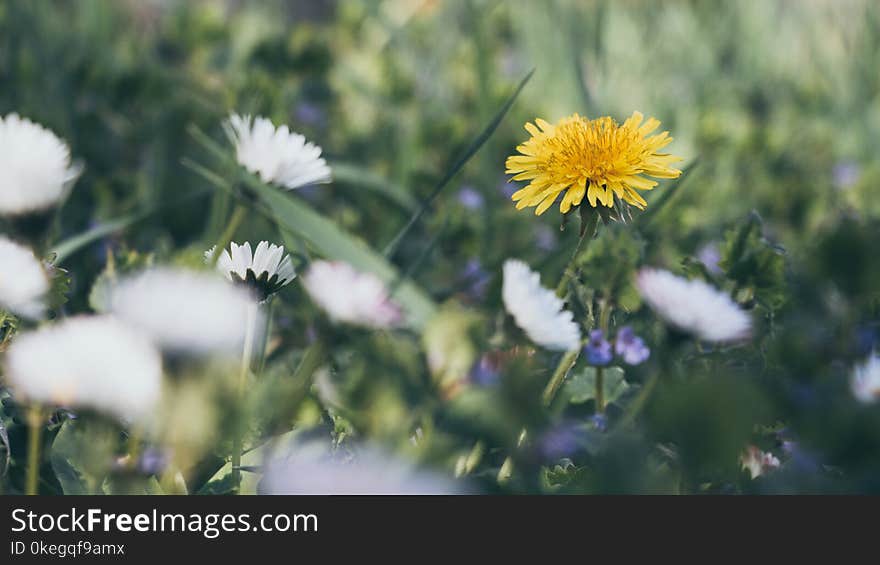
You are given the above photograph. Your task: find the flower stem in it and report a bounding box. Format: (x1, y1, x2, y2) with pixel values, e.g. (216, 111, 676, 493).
(292, 340, 326, 384)
(255, 299, 274, 377)
(618, 371, 659, 428)
(595, 299, 612, 414)
(209, 204, 248, 265)
(542, 226, 597, 406)
(127, 431, 143, 465)
(542, 348, 580, 406)
(554, 229, 590, 297)
(25, 404, 42, 496)
(231, 302, 258, 492)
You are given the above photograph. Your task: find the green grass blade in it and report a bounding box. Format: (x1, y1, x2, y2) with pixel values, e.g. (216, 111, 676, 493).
(382, 69, 535, 258)
(239, 172, 437, 330)
(186, 124, 437, 328)
(51, 214, 144, 264)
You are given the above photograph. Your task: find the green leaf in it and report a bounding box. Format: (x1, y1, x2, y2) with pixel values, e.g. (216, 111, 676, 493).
(50, 419, 119, 495)
(719, 211, 787, 310)
(543, 461, 590, 490)
(50, 214, 143, 265)
(575, 225, 644, 299)
(49, 421, 91, 495)
(199, 430, 298, 495)
(565, 366, 629, 405)
(45, 264, 71, 314)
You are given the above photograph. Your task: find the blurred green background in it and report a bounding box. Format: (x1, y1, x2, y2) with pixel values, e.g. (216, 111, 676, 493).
(3, 0, 878, 287)
(2, 0, 880, 494)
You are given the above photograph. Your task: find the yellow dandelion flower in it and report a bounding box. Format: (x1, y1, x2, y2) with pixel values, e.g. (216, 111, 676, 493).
(505, 112, 682, 215)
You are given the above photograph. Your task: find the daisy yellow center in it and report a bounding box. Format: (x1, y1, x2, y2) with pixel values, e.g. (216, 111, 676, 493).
(505, 112, 682, 215)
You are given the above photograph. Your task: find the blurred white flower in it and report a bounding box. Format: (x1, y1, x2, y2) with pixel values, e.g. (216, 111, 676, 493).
(636, 268, 751, 342)
(302, 261, 402, 328)
(263, 444, 462, 495)
(110, 268, 256, 356)
(0, 236, 49, 319)
(4, 316, 162, 423)
(0, 113, 82, 215)
(224, 113, 331, 190)
(851, 353, 880, 404)
(740, 445, 781, 479)
(502, 259, 581, 351)
(206, 241, 295, 301)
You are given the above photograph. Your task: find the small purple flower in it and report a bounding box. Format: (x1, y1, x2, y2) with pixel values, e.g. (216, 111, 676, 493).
(139, 447, 170, 475)
(777, 429, 821, 474)
(538, 423, 582, 460)
(460, 258, 490, 301)
(469, 354, 500, 387)
(499, 48, 527, 79)
(783, 442, 820, 474)
(535, 225, 558, 252)
(832, 161, 860, 190)
(305, 324, 319, 344)
(614, 326, 650, 365)
(498, 177, 519, 199)
(296, 184, 324, 202)
(457, 186, 484, 210)
(585, 330, 613, 366)
(589, 413, 607, 432)
(294, 102, 326, 128)
(855, 326, 878, 356)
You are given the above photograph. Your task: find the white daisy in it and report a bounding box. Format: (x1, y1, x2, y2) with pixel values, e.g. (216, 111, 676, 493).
(636, 268, 751, 343)
(205, 241, 295, 301)
(3, 316, 162, 423)
(301, 261, 402, 329)
(109, 268, 256, 356)
(0, 113, 82, 216)
(851, 353, 880, 404)
(0, 236, 49, 319)
(740, 445, 781, 479)
(262, 444, 462, 495)
(224, 113, 332, 190)
(501, 259, 581, 351)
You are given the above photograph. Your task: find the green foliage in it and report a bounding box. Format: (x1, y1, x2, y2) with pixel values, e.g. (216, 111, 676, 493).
(575, 226, 644, 306)
(1, 0, 879, 495)
(719, 212, 787, 310)
(565, 366, 629, 406)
